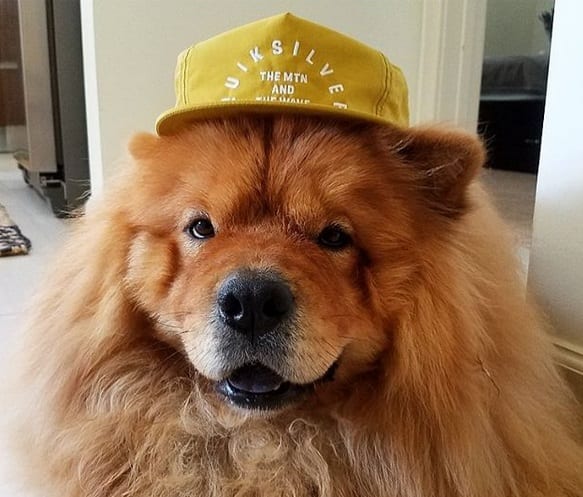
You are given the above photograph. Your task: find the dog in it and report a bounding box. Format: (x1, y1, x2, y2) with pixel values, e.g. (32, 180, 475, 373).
(13, 116, 583, 496)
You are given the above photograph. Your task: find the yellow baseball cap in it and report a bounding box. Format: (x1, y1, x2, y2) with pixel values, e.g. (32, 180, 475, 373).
(156, 13, 409, 135)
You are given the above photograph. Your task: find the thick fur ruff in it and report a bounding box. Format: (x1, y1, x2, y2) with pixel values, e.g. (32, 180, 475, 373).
(13, 116, 583, 497)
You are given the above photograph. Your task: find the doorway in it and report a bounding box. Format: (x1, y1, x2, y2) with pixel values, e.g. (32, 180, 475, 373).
(477, 0, 554, 271)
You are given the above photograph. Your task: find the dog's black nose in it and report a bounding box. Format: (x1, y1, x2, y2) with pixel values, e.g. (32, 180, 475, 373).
(217, 271, 294, 339)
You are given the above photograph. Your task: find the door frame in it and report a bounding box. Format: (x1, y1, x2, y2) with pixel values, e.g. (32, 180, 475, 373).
(414, 0, 487, 131)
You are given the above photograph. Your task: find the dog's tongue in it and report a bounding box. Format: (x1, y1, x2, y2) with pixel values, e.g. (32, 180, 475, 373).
(227, 364, 285, 394)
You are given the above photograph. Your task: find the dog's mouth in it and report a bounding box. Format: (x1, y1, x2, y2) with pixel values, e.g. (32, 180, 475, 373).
(216, 362, 338, 411)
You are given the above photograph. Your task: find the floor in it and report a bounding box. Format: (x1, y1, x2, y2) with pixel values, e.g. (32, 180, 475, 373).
(0, 153, 537, 496)
(0, 154, 66, 497)
(0, 154, 67, 353)
(480, 167, 537, 271)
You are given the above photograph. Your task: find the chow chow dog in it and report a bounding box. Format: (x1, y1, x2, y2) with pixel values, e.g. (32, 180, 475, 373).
(14, 116, 583, 496)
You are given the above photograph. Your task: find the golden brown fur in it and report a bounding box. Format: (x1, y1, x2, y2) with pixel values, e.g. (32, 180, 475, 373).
(13, 116, 583, 496)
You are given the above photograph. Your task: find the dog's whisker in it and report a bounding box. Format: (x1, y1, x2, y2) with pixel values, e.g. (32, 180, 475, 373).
(152, 321, 191, 333)
(155, 311, 198, 317)
(152, 320, 184, 329)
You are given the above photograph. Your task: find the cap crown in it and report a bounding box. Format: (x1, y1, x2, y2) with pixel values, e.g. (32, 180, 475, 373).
(156, 13, 409, 135)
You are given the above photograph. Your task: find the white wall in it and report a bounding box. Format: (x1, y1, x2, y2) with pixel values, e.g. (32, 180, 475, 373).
(81, 0, 485, 194)
(529, 0, 583, 368)
(484, 0, 553, 57)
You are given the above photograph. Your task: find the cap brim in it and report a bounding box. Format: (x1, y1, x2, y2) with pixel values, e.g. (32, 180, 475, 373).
(156, 100, 404, 136)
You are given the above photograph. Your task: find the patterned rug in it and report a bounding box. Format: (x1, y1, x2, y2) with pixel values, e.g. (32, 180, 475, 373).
(0, 203, 31, 256)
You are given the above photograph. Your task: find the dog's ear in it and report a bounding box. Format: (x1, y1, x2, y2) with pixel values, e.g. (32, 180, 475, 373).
(128, 132, 162, 161)
(377, 125, 486, 217)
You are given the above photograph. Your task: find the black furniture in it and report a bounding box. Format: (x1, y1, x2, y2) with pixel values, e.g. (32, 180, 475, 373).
(478, 54, 549, 174)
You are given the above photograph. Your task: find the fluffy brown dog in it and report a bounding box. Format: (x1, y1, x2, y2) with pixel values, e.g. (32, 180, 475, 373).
(15, 116, 583, 496)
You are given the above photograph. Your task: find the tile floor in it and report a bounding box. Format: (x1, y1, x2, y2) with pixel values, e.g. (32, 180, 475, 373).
(0, 153, 538, 495)
(480, 167, 537, 244)
(0, 154, 66, 497)
(0, 154, 67, 350)
(480, 167, 537, 272)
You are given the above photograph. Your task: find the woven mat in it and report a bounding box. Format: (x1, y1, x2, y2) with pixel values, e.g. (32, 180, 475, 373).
(0, 203, 31, 256)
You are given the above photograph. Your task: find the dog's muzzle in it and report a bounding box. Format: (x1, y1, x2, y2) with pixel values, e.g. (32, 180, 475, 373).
(212, 269, 337, 410)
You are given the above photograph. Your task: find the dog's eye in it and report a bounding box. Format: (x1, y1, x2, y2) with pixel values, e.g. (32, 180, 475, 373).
(187, 218, 215, 239)
(317, 225, 351, 250)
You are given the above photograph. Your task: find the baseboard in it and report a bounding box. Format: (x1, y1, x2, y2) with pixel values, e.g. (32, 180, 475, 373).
(553, 338, 583, 403)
